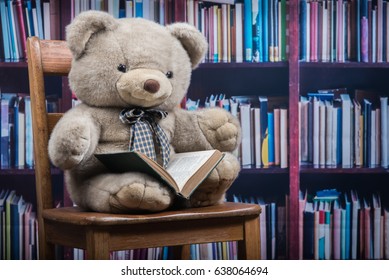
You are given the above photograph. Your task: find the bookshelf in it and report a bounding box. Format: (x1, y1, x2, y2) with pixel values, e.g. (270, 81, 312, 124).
(1, 0, 389, 260)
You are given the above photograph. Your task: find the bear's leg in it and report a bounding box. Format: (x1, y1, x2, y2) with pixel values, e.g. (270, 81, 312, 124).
(189, 152, 240, 207)
(68, 172, 174, 213)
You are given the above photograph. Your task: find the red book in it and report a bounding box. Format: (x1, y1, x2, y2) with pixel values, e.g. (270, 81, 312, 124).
(15, 0, 27, 58)
(174, 0, 186, 22)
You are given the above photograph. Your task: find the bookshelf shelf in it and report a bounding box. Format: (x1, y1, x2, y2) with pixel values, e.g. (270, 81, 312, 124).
(240, 167, 289, 174)
(0, 167, 62, 175)
(300, 62, 389, 69)
(300, 166, 389, 174)
(0, 61, 28, 68)
(199, 62, 289, 69)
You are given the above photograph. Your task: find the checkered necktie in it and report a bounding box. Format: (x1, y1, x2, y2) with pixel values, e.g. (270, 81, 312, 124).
(120, 108, 170, 168)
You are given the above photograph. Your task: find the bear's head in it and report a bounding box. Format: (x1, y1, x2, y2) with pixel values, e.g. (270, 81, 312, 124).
(66, 11, 208, 111)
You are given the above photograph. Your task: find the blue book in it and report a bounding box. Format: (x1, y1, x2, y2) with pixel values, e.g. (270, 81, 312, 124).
(35, 0, 44, 39)
(0, 0, 11, 60)
(253, 0, 263, 62)
(1, 93, 17, 167)
(243, 0, 252, 62)
(135, 0, 143, 18)
(344, 193, 351, 259)
(257, 0, 263, 62)
(262, 0, 269, 61)
(307, 92, 334, 101)
(10, 194, 25, 260)
(299, 0, 307, 61)
(6, 0, 19, 60)
(25, 0, 35, 36)
(267, 112, 274, 166)
(303, 202, 314, 259)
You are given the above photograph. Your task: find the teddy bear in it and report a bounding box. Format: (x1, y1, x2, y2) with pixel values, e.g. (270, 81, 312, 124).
(48, 10, 241, 213)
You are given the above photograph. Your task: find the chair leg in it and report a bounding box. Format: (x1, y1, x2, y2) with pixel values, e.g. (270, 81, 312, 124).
(238, 216, 261, 260)
(170, 245, 191, 260)
(38, 223, 56, 260)
(39, 240, 56, 260)
(86, 229, 110, 260)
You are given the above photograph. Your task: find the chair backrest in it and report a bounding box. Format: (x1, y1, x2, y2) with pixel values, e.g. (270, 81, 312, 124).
(26, 37, 71, 218)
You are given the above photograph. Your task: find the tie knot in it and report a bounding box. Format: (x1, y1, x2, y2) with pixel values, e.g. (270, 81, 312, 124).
(119, 108, 168, 125)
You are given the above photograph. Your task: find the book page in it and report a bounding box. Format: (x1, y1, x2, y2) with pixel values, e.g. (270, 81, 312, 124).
(166, 150, 216, 191)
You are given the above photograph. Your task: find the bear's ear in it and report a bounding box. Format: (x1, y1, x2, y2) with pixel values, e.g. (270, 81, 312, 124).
(66, 11, 118, 59)
(167, 23, 208, 69)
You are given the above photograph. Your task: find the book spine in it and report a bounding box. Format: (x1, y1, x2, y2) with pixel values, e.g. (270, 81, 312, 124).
(243, 0, 252, 62)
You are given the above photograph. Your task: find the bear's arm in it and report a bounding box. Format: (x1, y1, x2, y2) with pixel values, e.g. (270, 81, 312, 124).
(171, 107, 241, 153)
(48, 104, 101, 170)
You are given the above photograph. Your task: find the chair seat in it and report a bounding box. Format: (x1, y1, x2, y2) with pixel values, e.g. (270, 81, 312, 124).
(43, 202, 261, 226)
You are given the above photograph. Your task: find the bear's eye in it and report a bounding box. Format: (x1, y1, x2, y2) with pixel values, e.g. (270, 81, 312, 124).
(117, 64, 127, 73)
(166, 71, 173, 78)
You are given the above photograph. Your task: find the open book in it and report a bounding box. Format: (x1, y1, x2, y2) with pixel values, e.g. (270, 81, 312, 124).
(95, 150, 224, 199)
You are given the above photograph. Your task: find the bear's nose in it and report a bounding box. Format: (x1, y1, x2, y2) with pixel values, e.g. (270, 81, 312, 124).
(143, 79, 160, 94)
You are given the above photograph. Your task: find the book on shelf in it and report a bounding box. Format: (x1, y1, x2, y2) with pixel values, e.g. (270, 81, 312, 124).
(372, 193, 382, 259)
(258, 96, 269, 167)
(243, 0, 252, 62)
(385, 208, 389, 259)
(340, 93, 354, 168)
(350, 189, 361, 260)
(239, 103, 253, 166)
(95, 149, 224, 199)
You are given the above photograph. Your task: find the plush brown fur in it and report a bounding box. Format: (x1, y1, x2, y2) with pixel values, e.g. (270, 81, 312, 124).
(48, 11, 241, 213)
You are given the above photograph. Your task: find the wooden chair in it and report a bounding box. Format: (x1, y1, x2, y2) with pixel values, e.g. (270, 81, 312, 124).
(26, 36, 261, 260)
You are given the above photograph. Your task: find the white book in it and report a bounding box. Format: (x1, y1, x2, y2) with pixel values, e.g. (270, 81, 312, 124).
(319, 100, 326, 167)
(313, 97, 320, 167)
(322, 3, 328, 62)
(235, 3, 243, 62)
(377, 0, 383, 62)
(222, 4, 228, 62)
(331, 106, 339, 167)
(280, 108, 288, 168)
(32, 8, 39, 37)
(372, 9, 377, 62)
(341, 94, 353, 168)
(274, 108, 280, 166)
(380, 97, 388, 167)
(239, 104, 252, 166)
(213, 7, 218, 62)
(73, 0, 80, 17)
(299, 97, 309, 163)
(125, 0, 133, 18)
(142, 0, 150, 20)
(43, 2, 50, 39)
(306, 1, 310, 61)
(187, 0, 194, 25)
